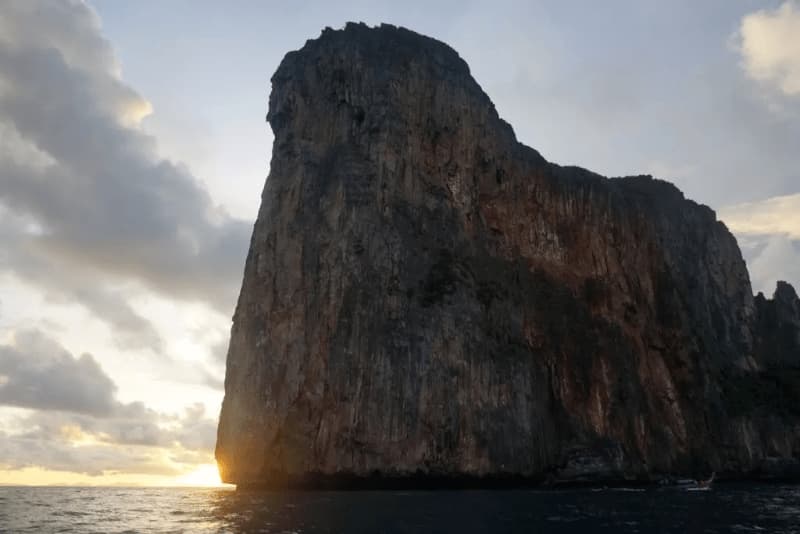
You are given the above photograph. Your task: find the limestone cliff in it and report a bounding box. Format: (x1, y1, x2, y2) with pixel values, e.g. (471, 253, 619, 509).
(216, 23, 800, 487)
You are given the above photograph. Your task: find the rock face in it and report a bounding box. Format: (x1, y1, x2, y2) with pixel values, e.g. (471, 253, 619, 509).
(216, 23, 800, 487)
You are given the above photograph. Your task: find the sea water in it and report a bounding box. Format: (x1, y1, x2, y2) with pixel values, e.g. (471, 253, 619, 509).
(1, 484, 799, 533)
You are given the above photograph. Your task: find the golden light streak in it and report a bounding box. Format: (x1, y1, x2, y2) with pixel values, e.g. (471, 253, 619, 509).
(173, 463, 230, 487)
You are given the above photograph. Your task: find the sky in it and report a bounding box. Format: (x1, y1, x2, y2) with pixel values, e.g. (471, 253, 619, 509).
(0, 0, 798, 486)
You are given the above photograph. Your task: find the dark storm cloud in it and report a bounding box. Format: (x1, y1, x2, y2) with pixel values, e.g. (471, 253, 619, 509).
(0, 1, 250, 342)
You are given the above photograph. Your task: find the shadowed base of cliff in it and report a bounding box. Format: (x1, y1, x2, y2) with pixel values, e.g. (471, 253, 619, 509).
(235, 471, 645, 491)
(237, 472, 547, 491)
(234, 470, 800, 491)
(233, 456, 800, 490)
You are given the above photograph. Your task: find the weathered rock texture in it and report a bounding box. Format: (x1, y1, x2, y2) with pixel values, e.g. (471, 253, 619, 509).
(216, 23, 800, 487)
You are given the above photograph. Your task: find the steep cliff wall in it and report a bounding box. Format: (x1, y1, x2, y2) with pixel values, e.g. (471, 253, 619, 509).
(216, 23, 800, 487)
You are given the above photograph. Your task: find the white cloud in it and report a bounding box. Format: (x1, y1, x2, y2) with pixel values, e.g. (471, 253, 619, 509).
(0, 0, 251, 337)
(738, 1, 800, 96)
(718, 193, 800, 239)
(719, 192, 800, 294)
(0, 330, 218, 476)
(746, 234, 800, 296)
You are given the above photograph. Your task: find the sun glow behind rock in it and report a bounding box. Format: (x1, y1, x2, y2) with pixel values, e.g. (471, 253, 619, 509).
(173, 463, 231, 487)
(0, 463, 232, 488)
(0, 466, 176, 487)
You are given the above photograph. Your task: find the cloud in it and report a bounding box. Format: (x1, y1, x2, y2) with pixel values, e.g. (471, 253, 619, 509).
(739, 234, 800, 296)
(210, 337, 230, 364)
(0, 329, 218, 475)
(0, 406, 218, 476)
(0, 330, 116, 415)
(719, 193, 800, 294)
(171, 403, 218, 452)
(719, 193, 800, 239)
(737, 1, 800, 97)
(0, 208, 164, 352)
(0, 0, 250, 348)
(16, 402, 217, 452)
(0, 429, 184, 477)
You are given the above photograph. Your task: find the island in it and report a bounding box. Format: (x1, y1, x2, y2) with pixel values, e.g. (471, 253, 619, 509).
(216, 23, 800, 489)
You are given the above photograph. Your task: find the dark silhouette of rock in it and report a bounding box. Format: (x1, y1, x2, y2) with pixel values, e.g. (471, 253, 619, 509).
(216, 23, 800, 488)
(754, 282, 800, 366)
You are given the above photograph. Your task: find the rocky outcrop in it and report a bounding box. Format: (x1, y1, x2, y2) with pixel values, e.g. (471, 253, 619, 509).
(216, 23, 800, 488)
(754, 281, 800, 366)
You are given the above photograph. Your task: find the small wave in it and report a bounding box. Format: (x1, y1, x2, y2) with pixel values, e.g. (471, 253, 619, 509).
(730, 524, 767, 532)
(58, 510, 88, 517)
(546, 515, 580, 523)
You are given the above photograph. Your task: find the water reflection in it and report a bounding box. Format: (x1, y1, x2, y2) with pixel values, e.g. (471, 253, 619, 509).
(1, 484, 799, 533)
(202, 485, 800, 534)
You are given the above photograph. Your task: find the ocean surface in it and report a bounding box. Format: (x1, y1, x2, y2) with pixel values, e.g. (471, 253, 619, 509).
(1, 484, 799, 533)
